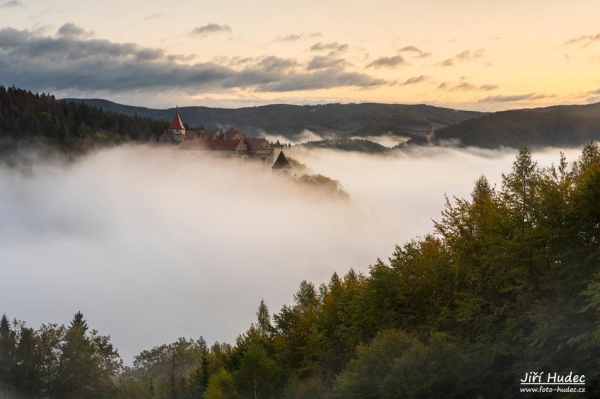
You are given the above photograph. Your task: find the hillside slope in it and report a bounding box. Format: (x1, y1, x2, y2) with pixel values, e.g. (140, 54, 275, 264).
(0, 87, 169, 154)
(65, 99, 483, 140)
(432, 103, 600, 148)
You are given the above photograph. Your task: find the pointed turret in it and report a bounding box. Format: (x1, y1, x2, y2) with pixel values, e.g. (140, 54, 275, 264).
(169, 108, 185, 130)
(272, 150, 292, 170)
(168, 107, 186, 142)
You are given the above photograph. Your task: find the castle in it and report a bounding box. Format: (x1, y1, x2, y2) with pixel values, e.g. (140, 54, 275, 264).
(159, 108, 276, 163)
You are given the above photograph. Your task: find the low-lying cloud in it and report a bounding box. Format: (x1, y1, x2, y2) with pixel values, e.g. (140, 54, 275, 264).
(479, 93, 552, 103)
(0, 145, 583, 363)
(438, 80, 498, 92)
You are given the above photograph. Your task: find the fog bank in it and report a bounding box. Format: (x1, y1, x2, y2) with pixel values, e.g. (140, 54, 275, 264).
(0, 145, 582, 362)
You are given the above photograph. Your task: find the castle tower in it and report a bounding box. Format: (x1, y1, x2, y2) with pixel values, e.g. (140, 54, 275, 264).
(169, 108, 186, 142)
(272, 150, 292, 173)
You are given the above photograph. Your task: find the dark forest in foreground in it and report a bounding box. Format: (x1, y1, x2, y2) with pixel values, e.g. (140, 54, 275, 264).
(2, 143, 600, 398)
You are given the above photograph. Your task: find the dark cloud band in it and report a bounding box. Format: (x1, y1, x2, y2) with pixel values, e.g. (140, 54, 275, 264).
(0, 27, 385, 95)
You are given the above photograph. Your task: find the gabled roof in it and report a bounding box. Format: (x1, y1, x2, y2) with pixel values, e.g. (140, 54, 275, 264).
(169, 108, 185, 130)
(272, 150, 292, 169)
(225, 129, 244, 140)
(202, 130, 220, 140)
(179, 138, 243, 151)
(185, 130, 202, 139)
(245, 137, 272, 150)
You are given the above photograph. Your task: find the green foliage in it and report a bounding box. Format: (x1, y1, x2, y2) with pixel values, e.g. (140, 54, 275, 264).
(69, 99, 482, 140)
(205, 369, 236, 399)
(293, 174, 350, 200)
(0, 312, 120, 399)
(128, 336, 208, 399)
(235, 343, 278, 399)
(301, 138, 390, 154)
(282, 375, 328, 399)
(0, 86, 169, 156)
(286, 156, 309, 173)
(3, 143, 600, 398)
(434, 106, 600, 148)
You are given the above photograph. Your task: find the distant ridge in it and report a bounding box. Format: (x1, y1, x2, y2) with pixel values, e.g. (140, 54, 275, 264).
(64, 97, 600, 149)
(300, 138, 391, 154)
(64, 99, 483, 141)
(432, 102, 600, 148)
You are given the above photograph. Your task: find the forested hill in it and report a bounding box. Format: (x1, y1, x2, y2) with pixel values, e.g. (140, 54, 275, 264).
(0, 86, 169, 153)
(432, 102, 600, 148)
(65, 98, 483, 140)
(300, 138, 391, 153)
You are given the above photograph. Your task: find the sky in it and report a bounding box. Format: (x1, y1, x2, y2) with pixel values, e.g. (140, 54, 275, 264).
(0, 0, 599, 110)
(0, 145, 585, 362)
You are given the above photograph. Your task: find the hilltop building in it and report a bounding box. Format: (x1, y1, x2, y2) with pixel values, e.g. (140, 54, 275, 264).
(160, 109, 275, 163)
(272, 150, 293, 172)
(159, 108, 202, 142)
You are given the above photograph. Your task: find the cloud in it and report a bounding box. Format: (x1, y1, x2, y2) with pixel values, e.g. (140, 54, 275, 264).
(257, 56, 298, 71)
(398, 46, 431, 58)
(437, 58, 454, 67)
(455, 48, 484, 61)
(453, 82, 478, 91)
(565, 33, 600, 46)
(437, 48, 484, 67)
(479, 93, 551, 103)
(190, 23, 232, 37)
(479, 84, 498, 91)
(306, 55, 349, 70)
(0, 27, 385, 94)
(402, 75, 429, 85)
(273, 32, 322, 42)
(0, 0, 23, 8)
(440, 80, 497, 92)
(250, 67, 384, 92)
(366, 55, 405, 69)
(310, 41, 348, 53)
(143, 13, 172, 21)
(57, 23, 93, 39)
(1, 145, 582, 363)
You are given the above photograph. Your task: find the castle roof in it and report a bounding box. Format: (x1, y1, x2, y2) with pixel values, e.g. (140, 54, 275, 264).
(169, 108, 185, 130)
(225, 129, 244, 140)
(185, 130, 202, 139)
(202, 130, 220, 140)
(245, 137, 271, 150)
(180, 138, 243, 152)
(272, 150, 292, 169)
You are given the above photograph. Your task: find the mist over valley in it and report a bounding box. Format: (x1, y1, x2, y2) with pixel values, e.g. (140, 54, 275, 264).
(0, 144, 584, 363)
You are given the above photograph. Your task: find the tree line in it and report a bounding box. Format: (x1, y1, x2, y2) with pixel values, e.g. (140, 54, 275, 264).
(0, 86, 169, 153)
(2, 143, 600, 398)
